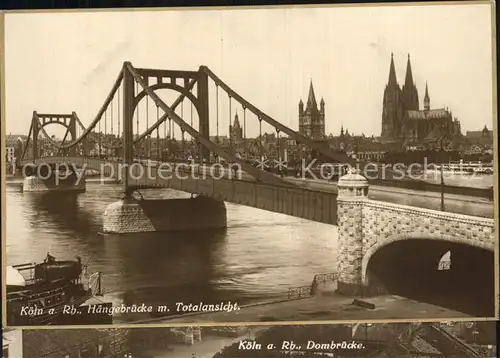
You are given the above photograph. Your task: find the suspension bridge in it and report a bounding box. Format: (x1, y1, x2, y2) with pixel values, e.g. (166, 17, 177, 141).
(16, 62, 495, 304)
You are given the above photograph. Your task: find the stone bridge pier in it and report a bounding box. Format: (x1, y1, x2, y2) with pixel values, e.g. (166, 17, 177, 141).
(22, 163, 86, 193)
(102, 194, 227, 234)
(335, 171, 372, 295)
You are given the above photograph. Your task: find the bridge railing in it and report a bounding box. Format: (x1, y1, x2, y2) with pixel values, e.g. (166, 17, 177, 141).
(313, 272, 337, 284)
(368, 177, 494, 200)
(286, 272, 338, 300)
(286, 285, 312, 300)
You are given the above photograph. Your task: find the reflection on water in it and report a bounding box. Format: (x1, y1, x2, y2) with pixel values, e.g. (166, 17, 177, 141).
(6, 182, 337, 322)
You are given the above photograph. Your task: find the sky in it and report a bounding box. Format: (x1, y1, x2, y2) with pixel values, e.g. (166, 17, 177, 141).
(3, 2, 495, 140)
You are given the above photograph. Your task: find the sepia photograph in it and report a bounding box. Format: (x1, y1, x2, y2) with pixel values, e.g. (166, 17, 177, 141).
(6, 321, 498, 357)
(2, 1, 497, 327)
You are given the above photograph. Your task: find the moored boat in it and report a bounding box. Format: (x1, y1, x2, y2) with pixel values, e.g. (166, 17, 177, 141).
(6, 253, 113, 326)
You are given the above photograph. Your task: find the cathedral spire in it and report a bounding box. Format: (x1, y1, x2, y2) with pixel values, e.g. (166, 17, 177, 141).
(402, 53, 419, 111)
(234, 109, 240, 125)
(404, 54, 415, 87)
(388, 53, 398, 86)
(306, 80, 318, 111)
(424, 81, 430, 111)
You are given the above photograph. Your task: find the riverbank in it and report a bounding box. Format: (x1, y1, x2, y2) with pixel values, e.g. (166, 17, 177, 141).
(139, 293, 469, 325)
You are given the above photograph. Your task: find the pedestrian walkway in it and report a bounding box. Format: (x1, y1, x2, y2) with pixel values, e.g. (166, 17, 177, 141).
(146, 294, 469, 324)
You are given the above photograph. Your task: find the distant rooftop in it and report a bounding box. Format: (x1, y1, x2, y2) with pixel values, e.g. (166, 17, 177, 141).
(407, 108, 450, 120)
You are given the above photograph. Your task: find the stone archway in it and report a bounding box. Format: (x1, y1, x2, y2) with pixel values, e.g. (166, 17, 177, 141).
(361, 232, 494, 285)
(361, 232, 495, 316)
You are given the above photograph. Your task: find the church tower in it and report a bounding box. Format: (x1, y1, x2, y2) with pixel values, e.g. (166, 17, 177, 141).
(424, 82, 430, 111)
(381, 53, 403, 140)
(298, 81, 325, 140)
(402, 54, 419, 111)
(230, 111, 243, 142)
(298, 99, 305, 134)
(319, 97, 326, 137)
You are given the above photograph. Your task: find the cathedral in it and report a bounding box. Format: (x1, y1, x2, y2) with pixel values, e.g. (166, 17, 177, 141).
(381, 54, 462, 144)
(298, 81, 326, 140)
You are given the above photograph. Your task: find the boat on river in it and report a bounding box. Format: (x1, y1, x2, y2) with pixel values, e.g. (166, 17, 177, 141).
(6, 253, 112, 325)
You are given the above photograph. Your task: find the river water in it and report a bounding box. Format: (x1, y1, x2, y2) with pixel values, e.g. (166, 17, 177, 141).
(5, 174, 493, 323)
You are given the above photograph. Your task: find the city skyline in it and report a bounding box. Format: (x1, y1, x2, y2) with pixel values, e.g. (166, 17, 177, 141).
(3, 3, 494, 139)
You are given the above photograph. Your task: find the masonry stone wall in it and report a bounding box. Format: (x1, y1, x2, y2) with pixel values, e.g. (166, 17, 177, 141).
(103, 195, 227, 234)
(23, 175, 86, 192)
(335, 172, 370, 295)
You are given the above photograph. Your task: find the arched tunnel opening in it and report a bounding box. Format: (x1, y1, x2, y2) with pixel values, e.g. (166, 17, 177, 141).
(365, 239, 495, 317)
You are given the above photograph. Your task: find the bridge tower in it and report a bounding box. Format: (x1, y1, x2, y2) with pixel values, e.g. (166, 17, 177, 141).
(197, 68, 210, 162)
(122, 63, 135, 192)
(336, 169, 370, 295)
(68, 113, 77, 156)
(31, 111, 39, 161)
(21, 111, 85, 193)
(103, 62, 229, 234)
(121, 63, 211, 191)
(28, 111, 78, 160)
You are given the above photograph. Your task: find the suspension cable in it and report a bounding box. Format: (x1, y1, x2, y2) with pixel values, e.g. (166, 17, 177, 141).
(135, 81, 139, 138)
(98, 115, 102, 157)
(190, 101, 193, 128)
(117, 86, 121, 139)
(181, 101, 184, 156)
(259, 117, 263, 160)
(228, 95, 232, 153)
(216, 84, 219, 142)
(111, 96, 114, 136)
(182, 129, 185, 153)
(243, 106, 247, 159)
(156, 105, 160, 161)
(276, 128, 280, 161)
(146, 94, 150, 159)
